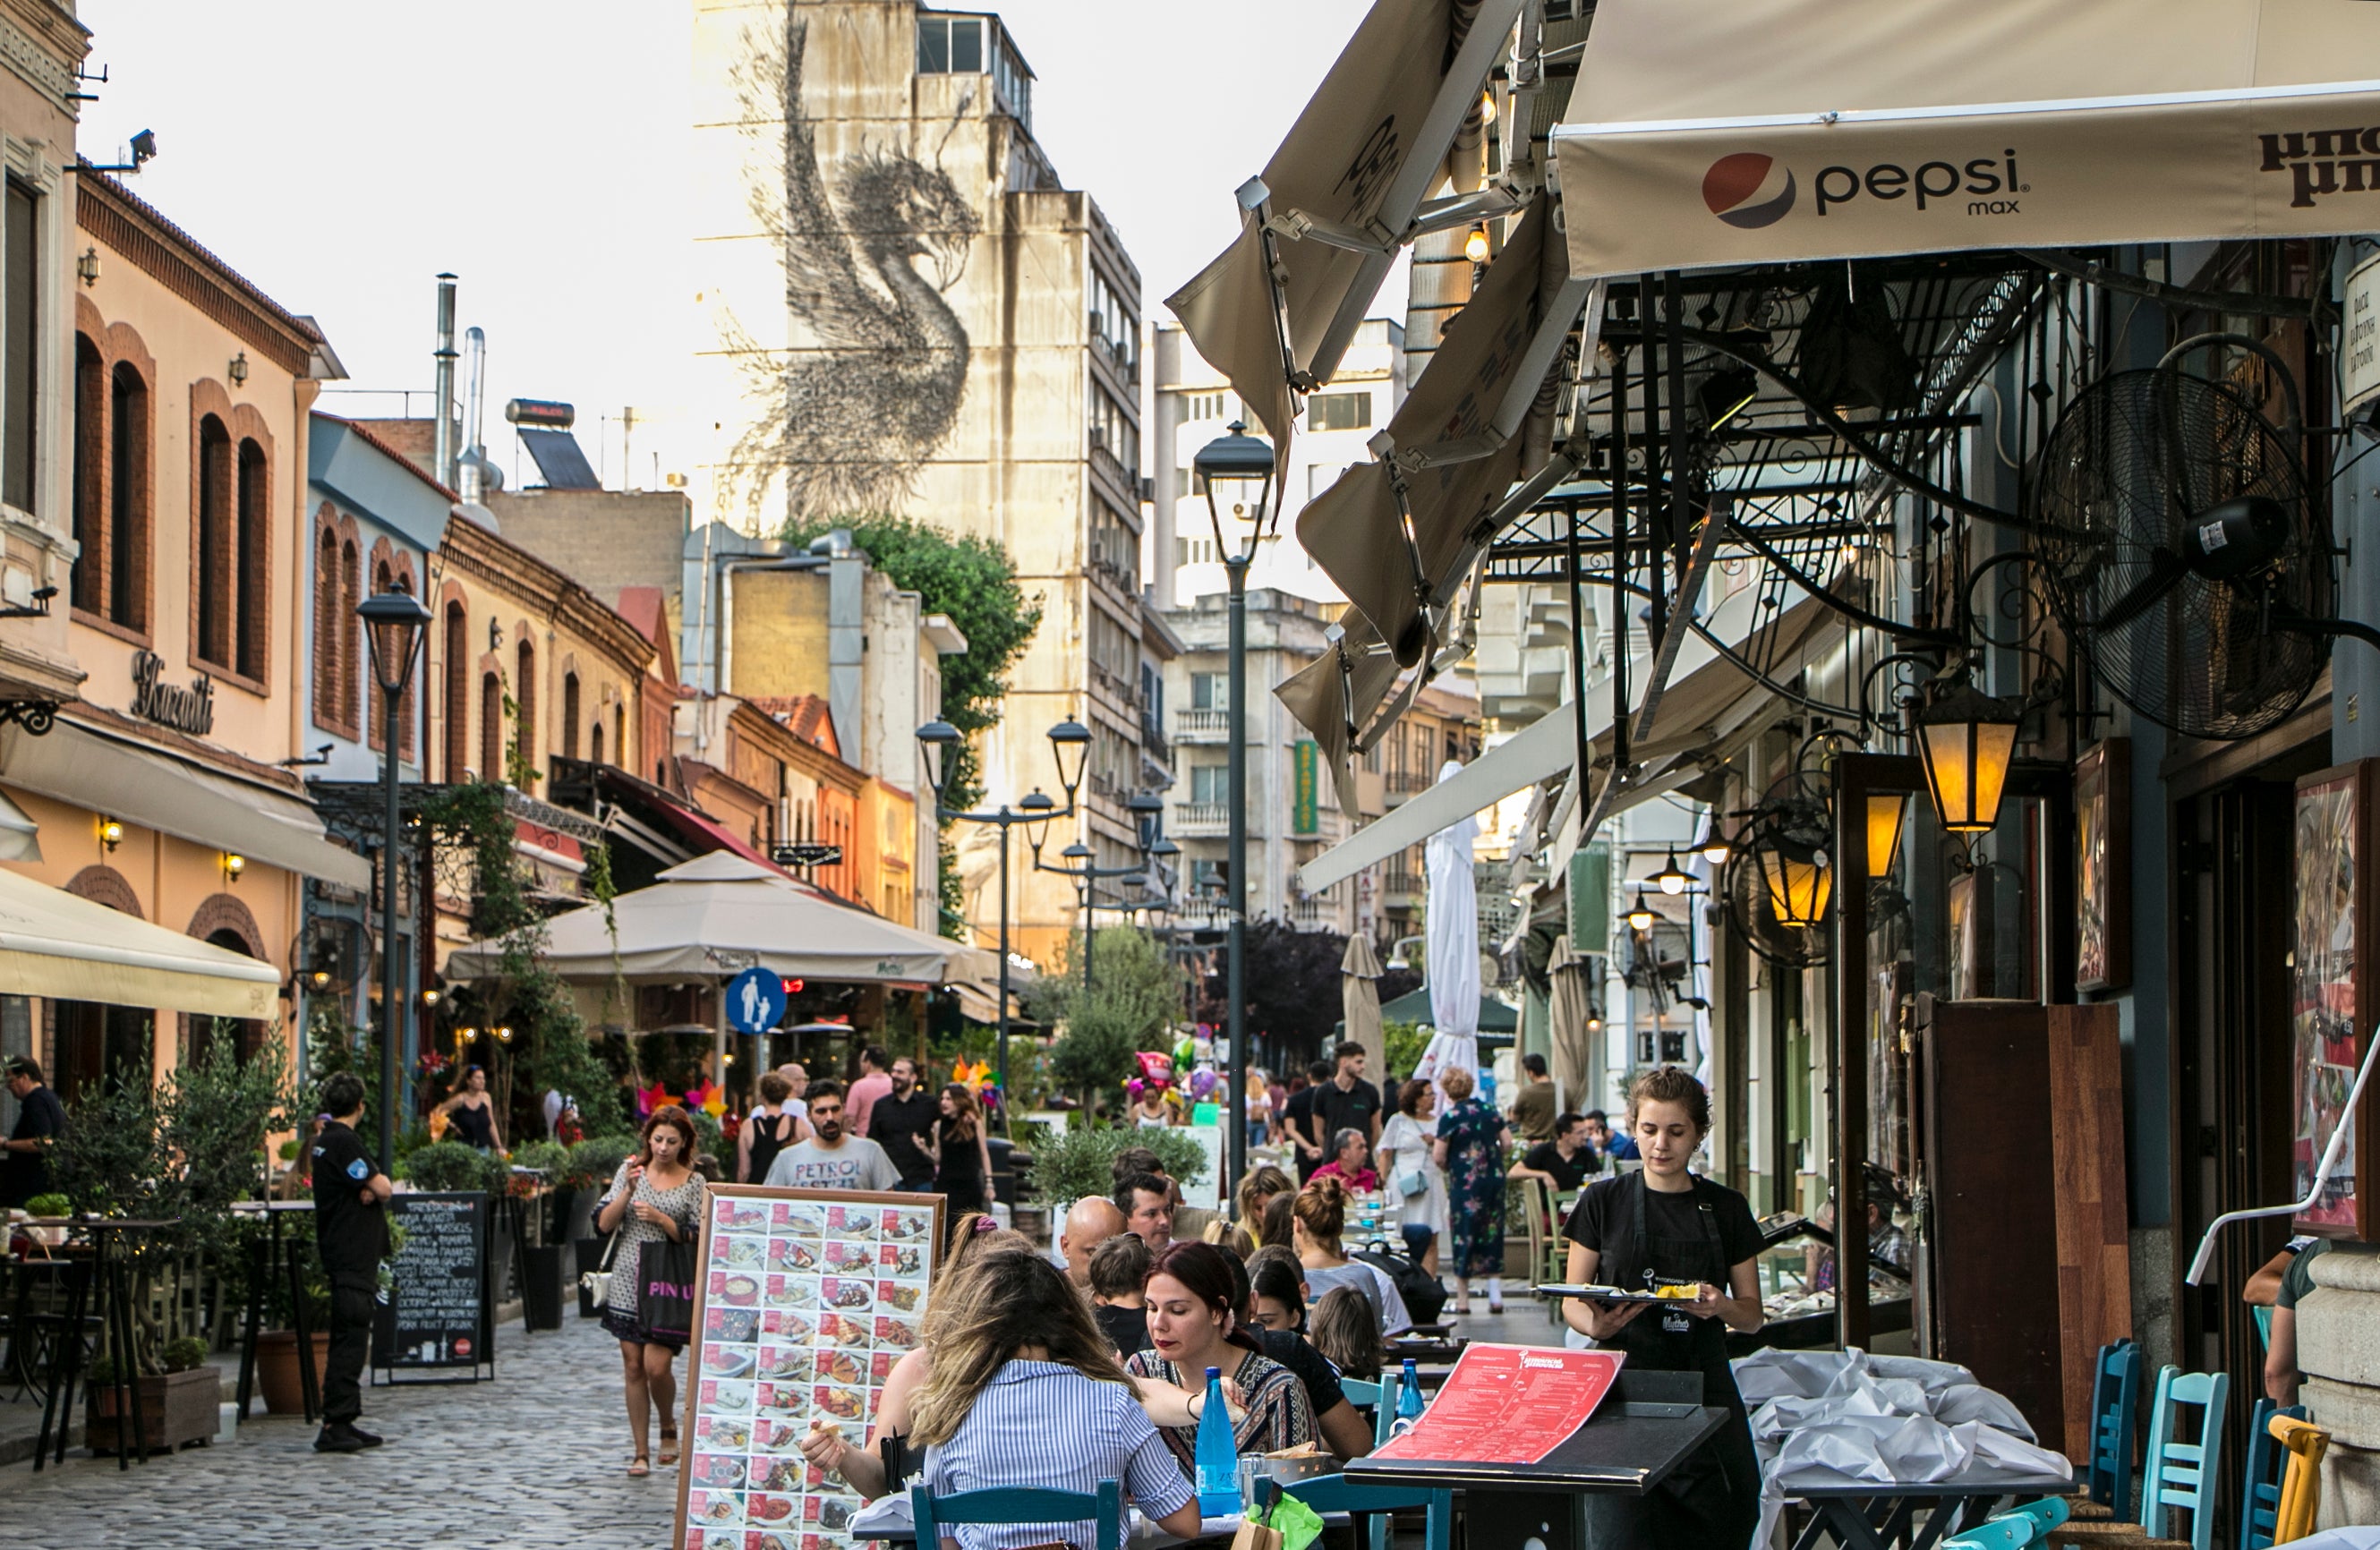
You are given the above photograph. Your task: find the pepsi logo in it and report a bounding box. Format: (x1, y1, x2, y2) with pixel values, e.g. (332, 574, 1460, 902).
(1703, 153, 1796, 228)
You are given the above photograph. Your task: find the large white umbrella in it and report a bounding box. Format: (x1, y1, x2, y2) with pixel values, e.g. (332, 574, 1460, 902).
(1414, 760, 1481, 1106)
(1548, 933, 1596, 1117)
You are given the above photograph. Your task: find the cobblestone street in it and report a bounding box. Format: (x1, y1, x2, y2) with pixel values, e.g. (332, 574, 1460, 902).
(8, 1316, 678, 1550)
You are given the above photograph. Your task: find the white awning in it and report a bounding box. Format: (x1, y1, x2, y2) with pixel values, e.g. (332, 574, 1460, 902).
(1298, 583, 1846, 893)
(0, 719, 370, 889)
(1552, 0, 2380, 277)
(0, 864, 281, 1018)
(1166, 0, 1523, 453)
(0, 788, 38, 863)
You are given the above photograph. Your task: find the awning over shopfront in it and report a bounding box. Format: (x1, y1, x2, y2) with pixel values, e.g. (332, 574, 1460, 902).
(445, 850, 994, 989)
(0, 789, 39, 863)
(1296, 582, 1846, 893)
(0, 719, 370, 889)
(1551, 0, 2380, 278)
(0, 864, 281, 1018)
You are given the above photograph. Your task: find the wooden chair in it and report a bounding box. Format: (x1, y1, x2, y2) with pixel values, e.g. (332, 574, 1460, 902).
(1990, 1496, 2072, 1545)
(1946, 1519, 2046, 1550)
(911, 1479, 1122, 1550)
(2066, 1339, 2141, 1524)
(1283, 1469, 1452, 1550)
(2266, 1413, 2333, 1546)
(2052, 1365, 2226, 1550)
(2239, 1400, 2307, 1550)
(1341, 1377, 1382, 1411)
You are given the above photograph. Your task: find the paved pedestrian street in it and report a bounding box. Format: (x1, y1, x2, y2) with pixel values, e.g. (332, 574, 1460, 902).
(9, 1317, 678, 1550)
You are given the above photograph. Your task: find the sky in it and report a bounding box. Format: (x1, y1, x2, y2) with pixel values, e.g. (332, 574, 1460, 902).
(75, 0, 1398, 486)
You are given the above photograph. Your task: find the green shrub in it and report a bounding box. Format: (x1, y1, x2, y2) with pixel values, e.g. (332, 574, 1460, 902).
(395, 1141, 504, 1193)
(563, 1134, 638, 1193)
(161, 1336, 209, 1374)
(1022, 1122, 1208, 1209)
(21, 1192, 68, 1218)
(510, 1139, 568, 1178)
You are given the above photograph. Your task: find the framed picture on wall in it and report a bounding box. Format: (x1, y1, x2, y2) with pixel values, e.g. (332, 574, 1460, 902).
(2292, 762, 2378, 1240)
(1948, 873, 1981, 1001)
(2076, 739, 2132, 993)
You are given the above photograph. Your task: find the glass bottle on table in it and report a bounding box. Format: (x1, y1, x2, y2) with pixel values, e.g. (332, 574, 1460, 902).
(1195, 1365, 1238, 1517)
(1391, 1358, 1425, 1437)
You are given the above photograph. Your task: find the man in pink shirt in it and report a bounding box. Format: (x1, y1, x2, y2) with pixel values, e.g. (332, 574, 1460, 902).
(844, 1044, 893, 1144)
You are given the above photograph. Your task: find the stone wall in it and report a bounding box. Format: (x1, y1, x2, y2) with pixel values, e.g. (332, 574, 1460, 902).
(2295, 1241, 2380, 1529)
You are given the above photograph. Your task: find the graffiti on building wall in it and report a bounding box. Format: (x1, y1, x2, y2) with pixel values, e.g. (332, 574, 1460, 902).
(724, 7, 981, 522)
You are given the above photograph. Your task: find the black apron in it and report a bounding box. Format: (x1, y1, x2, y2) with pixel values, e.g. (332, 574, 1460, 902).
(1587, 1171, 1762, 1550)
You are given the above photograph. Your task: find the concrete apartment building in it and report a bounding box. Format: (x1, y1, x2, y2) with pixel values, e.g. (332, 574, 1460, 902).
(687, 0, 1156, 964)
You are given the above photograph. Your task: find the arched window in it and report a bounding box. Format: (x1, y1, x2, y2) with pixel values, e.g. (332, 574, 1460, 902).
(590, 717, 605, 768)
(311, 518, 348, 735)
(195, 414, 231, 667)
(480, 670, 503, 784)
(442, 600, 468, 783)
(514, 638, 536, 784)
(109, 363, 148, 631)
(561, 672, 581, 762)
(70, 335, 100, 614)
(235, 438, 267, 679)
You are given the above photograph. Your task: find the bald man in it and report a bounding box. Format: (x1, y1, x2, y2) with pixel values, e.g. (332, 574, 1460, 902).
(1059, 1196, 1128, 1288)
(775, 1063, 809, 1103)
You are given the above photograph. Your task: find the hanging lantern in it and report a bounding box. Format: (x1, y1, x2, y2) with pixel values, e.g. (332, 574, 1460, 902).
(1623, 890, 1658, 933)
(1864, 794, 1907, 878)
(1650, 848, 1693, 895)
(1758, 839, 1831, 927)
(1915, 683, 2021, 834)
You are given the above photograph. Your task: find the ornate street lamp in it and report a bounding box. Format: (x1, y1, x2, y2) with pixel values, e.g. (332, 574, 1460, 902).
(358, 582, 431, 1173)
(1758, 829, 1832, 928)
(1864, 794, 1908, 878)
(1194, 420, 1278, 1188)
(1914, 681, 2021, 835)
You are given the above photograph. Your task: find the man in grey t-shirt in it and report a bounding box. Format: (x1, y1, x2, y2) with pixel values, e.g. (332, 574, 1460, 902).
(763, 1079, 900, 1191)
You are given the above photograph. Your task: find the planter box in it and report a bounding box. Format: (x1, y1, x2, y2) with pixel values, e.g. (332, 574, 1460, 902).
(255, 1330, 329, 1416)
(86, 1366, 218, 1454)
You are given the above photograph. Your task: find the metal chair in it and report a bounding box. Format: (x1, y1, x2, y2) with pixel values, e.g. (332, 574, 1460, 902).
(1283, 1469, 1452, 1550)
(910, 1479, 1122, 1550)
(2266, 1413, 2333, 1546)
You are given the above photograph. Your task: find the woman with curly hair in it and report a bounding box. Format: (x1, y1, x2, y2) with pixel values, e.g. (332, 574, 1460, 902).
(595, 1106, 704, 1476)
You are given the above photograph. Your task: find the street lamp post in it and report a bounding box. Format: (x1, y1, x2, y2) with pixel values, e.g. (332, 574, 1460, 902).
(917, 717, 1088, 1128)
(1032, 790, 1169, 992)
(359, 582, 431, 1174)
(1195, 422, 1278, 1188)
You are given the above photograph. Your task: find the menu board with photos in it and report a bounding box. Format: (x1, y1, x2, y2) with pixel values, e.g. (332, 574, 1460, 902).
(675, 1186, 944, 1550)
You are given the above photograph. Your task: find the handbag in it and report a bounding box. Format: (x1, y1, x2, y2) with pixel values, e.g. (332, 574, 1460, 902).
(579, 1228, 620, 1306)
(639, 1232, 698, 1339)
(1394, 1164, 1428, 1200)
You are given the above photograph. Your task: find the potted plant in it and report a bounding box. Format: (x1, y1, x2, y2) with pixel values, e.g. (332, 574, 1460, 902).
(252, 1232, 334, 1416)
(21, 1191, 69, 1246)
(87, 1335, 218, 1453)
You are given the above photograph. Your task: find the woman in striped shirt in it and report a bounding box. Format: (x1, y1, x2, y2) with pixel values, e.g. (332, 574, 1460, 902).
(1125, 1240, 1317, 1473)
(908, 1251, 1199, 1550)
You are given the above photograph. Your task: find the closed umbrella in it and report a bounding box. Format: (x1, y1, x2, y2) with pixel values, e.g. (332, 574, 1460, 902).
(1340, 933, 1386, 1082)
(1416, 761, 1482, 1107)
(1548, 933, 1595, 1116)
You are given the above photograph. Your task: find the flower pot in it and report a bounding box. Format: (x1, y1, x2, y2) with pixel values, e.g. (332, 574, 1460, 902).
(86, 1366, 219, 1454)
(254, 1330, 330, 1416)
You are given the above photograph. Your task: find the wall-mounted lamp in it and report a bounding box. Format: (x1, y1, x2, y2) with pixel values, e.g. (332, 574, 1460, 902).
(421, 987, 442, 1008)
(307, 966, 334, 992)
(227, 351, 249, 388)
(221, 851, 246, 884)
(1463, 223, 1491, 266)
(98, 816, 123, 852)
(1697, 823, 1733, 867)
(1623, 890, 1658, 933)
(76, 247, 100, 287)
(1649, 849, 1693, 895)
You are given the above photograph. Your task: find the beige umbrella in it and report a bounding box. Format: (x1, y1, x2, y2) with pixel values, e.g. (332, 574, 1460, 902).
(1548, 933, 1596, 1116)
(1340, 933, 1386, 1080)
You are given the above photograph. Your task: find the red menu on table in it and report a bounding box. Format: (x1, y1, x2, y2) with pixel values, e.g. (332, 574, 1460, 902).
(1372, 1343, 1625, 1466)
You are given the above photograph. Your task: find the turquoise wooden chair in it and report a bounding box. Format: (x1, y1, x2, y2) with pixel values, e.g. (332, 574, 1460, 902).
(1341, 1377, 1382, 1411)
(1942, 1519, 2041, 1550)
(2239, 1398, 2308, 1550)
(1283, 1470, 1452, 1550)
(2085, 1339, 2143, 1520)
(1373, 1367, 1403, 1449)
(2139, 1366, 2231, 1550)
(1989, 1496, 2071, 1545)
(912, 1480, 1122, 1550)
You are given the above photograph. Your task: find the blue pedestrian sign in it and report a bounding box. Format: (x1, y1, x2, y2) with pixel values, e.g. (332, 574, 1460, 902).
(725, 967, 787, 1034)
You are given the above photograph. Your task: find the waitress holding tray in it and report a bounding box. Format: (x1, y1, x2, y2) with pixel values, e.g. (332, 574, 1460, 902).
(1559, 1067, 1765, 1548)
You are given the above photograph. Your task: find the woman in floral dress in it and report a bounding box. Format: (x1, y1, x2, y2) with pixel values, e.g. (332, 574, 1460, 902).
(1432, 1067, 1511, 1314)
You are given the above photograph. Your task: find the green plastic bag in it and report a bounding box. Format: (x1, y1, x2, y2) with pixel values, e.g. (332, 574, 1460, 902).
(1262, 1492, 1325, 1550)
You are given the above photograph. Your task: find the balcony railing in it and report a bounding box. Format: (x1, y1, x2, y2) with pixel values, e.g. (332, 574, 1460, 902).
(1381, 866, 1422, 898)
(1289, 898, 1330, 927)
(1174, 707, 1231, 741)
(1173, 801, 1230, 836)
(1386, 769, 1434, 796)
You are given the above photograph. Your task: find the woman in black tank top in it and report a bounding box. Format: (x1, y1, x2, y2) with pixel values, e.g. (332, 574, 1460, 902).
(738, 1071, 806, 1183)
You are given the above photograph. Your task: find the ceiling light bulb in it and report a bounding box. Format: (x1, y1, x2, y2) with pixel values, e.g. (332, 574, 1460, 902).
(1480, 89, 1497, 125)
(1464, 225, 1490, 265)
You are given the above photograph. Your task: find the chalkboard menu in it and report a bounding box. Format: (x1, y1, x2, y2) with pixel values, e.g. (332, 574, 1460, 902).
(375, 1191, 491, 1375)
(675, 1187, 945, 1550)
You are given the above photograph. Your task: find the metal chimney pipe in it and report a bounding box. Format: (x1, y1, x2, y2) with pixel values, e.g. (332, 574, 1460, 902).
(432, 274, 458, 489)
(457, 326, 487, 503)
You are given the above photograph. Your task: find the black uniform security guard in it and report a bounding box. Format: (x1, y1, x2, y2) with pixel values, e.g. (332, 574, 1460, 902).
(311, 1074, 392, 1454)
(1561, 1075, 1765, 1549)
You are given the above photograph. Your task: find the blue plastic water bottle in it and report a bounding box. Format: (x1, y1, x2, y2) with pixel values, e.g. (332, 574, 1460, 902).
(1390, 1358, 1425, 1437)
(1195, 1366, 1238, 1516)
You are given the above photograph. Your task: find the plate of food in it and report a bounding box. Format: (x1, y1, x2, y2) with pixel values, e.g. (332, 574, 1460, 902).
(715, 1199, 770, 1231)
(698, 1416, 752, 1452)
(773, 1201, 829, 1237)
(766, 1274, 819, 1311)
(877, 1281, 922, 1313)
(882, 1209, 930, 1241)
(824, 1277, 874, 1311)
(873, 1316, 918, 1350)
(755, 1453, 806, 1492)
(881, 1244, 925, 1278)
(817, 1347, 866, 1385)
(765, 1309, 815, 1343)
(770, 1238, 821, 1271)
(713, 1272, 761, 1307)
(748, 1495, 799, 1525)
(819, 1313, 872, 1350)
(705, 1379, 755, 1413)
(815, 1384, 866, 1421)
(710, 1307, 761, 1344)
(760, 1382, 807, 1415)
(826, 1205, 879, 1241)
(702, 1344, 756, 1379)
(723, 1235, 767, 1269)
(691, 1490, 744, 1526)
(822, 1240, 873, 1273)
(753, 1532, 799, 1550)
(700, 1529, 748, 1550)
(763, 1345, 815, 1383)
(752, 1418, 805, 1454)
(692, 1452, 747, 1489)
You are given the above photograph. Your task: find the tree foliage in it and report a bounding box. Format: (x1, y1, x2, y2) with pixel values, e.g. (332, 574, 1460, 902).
(1031, 927, 1185, 1113)
(1022, 1120, 1209, 1209)
(781, 515, 1042, 939)
(1199, 921, 1353, 1060)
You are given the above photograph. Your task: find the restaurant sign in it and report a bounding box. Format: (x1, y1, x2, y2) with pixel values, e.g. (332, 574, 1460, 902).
(130, 649, 215, 737)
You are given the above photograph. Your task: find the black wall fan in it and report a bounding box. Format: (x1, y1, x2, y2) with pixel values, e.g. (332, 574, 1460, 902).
(2034, 337, 2379, 742)
(291, 916, 371, 997)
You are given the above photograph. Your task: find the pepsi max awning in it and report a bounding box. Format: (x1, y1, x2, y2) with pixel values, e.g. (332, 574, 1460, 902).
(1551, 0, 2380, 277)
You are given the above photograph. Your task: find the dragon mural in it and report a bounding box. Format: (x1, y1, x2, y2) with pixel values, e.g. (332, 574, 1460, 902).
(725, 5, 981, 521)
